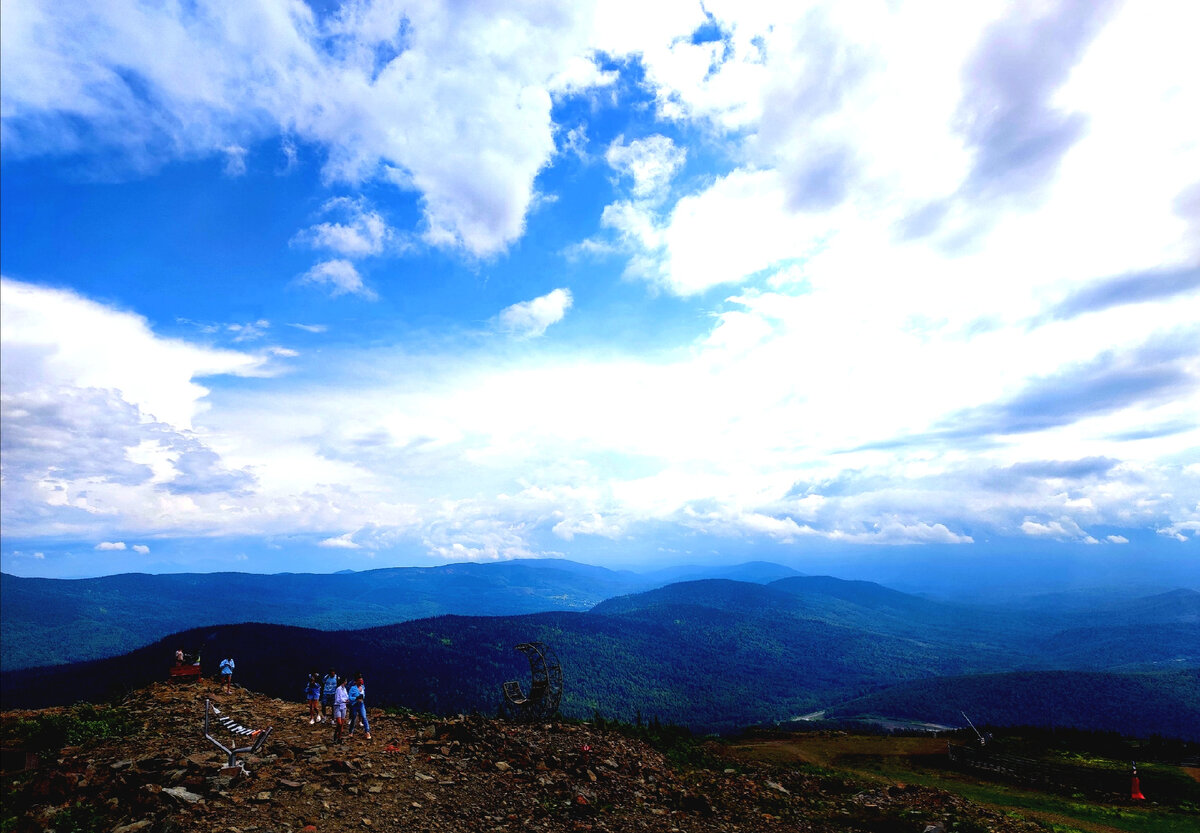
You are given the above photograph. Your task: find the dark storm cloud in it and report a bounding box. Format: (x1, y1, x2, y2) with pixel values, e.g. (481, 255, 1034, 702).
(957, 0, 1121, 200)
(1107, 420, 1197, 442)
(895, 200, 952, 241)
(759, 11, 870, 212)
(899, 1, 1123, 245)
(0, 387, 156, 487)
(941, 331, 1196, 437)
(1044, 266, 1200, 321)
(980, 457, 1120, 490)
(854, 330, 1198, 451)
(1003, 457, 1120, 479)
(784, 146, 857, 211)
(0, 382, 255, 497)
(786, 469, 892, 499)
(1173, 183, 1200, 259)
(165, 439, 256, 495)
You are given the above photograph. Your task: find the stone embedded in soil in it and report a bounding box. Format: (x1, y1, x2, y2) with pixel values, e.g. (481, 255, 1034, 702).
(161, 785, 203, 803)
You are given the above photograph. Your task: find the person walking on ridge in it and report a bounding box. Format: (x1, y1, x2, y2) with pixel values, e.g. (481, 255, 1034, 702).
(219, 656, 235, 694)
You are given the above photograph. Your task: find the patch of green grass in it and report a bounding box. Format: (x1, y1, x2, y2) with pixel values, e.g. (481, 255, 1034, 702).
(1, 704, 136, 752)
(863, 759, 1198, 833)
(586, 713, 727, 770)
(48, 800, 110, 833)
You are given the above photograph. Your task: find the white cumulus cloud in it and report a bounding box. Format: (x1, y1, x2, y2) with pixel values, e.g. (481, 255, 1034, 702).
(606, 134, 687, 201)
(299, 260, 376, 299)
(0, 1, 614, 257)
(497, 288, 574, 338)
(293, 197, 394, 258)
(318, 532, 361, 549)
(1, 277, 266, 428)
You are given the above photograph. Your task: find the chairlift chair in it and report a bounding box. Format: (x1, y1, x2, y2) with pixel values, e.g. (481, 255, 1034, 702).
(502, 642, 562, 721)
(203, 699, 272, 774)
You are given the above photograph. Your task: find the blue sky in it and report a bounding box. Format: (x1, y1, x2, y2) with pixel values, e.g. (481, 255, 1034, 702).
(2, 0, 1198, 579)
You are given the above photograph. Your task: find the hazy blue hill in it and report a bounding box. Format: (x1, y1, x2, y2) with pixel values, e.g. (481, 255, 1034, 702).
(0, 561, 811, 671)
(1085, 588, 1200, 626)
(0, 590, 1021, 733)
(593, 579, 1043, 700)
(2, 561, 816, 672)
(8, 562, 1195, 676)
(998, 588, 1200, 619)
(769, 575, 933, 612)
(0, 613, 827, 730)
(763, 577, 1200, 673)
(825, 668, 1200, 741)
(7, 610, 1199, 740)
(6, 575, 1200, 739)
(602, 576, 1043, 662)
(8, 563, 1200, 738)
(0, 560, 653, 670)
(769, 574, 1086, 650)
(1039, 623, 1200, 671)
(591, 578, 804, 618)
(636, 561, 804, 585)
(589, 576, 1200, 678)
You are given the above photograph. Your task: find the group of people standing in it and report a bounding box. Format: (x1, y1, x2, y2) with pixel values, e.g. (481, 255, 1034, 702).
(306, 669, 370, 742)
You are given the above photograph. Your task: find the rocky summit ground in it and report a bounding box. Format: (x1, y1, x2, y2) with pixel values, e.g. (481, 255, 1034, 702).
(1, 680, 1045, 833)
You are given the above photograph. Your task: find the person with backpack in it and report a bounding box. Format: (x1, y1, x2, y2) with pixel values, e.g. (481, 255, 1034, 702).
(219, 657, 235, 693)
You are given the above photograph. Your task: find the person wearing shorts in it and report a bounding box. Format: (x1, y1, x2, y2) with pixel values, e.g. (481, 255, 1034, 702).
(306, 673, 322, 724)
(332, 677, 349, 743)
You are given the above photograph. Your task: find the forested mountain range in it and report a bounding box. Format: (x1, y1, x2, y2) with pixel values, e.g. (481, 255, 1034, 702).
(3, 573, 1197, 739)
(0, 560, 802, 670)
(594, 578, 1200, 670)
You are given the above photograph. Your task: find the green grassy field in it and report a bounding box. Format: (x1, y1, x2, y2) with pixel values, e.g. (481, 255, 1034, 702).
(719, 733, 1200, 833)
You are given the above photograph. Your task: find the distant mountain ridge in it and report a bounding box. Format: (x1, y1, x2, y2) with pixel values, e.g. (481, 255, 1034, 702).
(595, 576, 1052, 666)
(0, 559, 798, 671)
(4, 573, 1198, 739)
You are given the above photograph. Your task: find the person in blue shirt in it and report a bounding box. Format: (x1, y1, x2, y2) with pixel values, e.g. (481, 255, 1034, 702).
(321, 669, 338, 719)
(219, 657, 235, 693)
(305, 673, 322, 724)
(347, 672, 371, 739)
